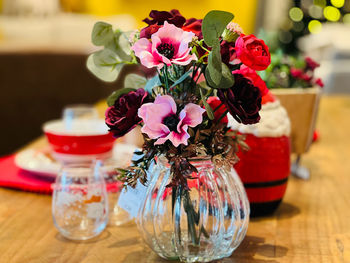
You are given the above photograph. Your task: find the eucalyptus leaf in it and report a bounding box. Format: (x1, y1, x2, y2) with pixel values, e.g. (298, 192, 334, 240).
(105, 31, 133, 62)
(170, 69, 193, 88)
(206, 41, 222, 86)
(125, 74, 147, 89)
(92, 22, 114, 46)
(87, 52, 123, 82)
(107, 88, 136, 106)
(202, 10, 234, 47)
(199, 87, 214, 120)
(93, 49, 119, 66)
(206, 62, 234, 89)
(144, 75, 162, 93)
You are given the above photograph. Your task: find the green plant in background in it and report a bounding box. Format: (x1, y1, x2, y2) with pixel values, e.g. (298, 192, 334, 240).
(259, 49, 324, 89)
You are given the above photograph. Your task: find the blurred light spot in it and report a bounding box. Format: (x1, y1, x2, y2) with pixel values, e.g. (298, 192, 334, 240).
(308, 20, 322, 33)
(344, 13, 350, 23)
(278, 31, 293, 44)
(309, 5, 324, 19)
(289, 7, 304, 22)
(324, 6, 341, 21)
(293, 21, 305, 32)
(331, 0, 345, 8)
(314, 0, 327, 7)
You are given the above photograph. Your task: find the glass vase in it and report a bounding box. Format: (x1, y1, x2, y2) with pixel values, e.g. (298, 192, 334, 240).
(137, 156, 250, 262)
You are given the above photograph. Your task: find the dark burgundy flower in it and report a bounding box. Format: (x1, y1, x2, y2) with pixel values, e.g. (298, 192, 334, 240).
(182, 18, 203, 38)
(143, 9, 186, 27)
(220, 41, 237, 68)
(305, 57, 320, 70)
(218, 74, 262, 125)
(140, 24, 161, 39)
(105, 88, 149, 138)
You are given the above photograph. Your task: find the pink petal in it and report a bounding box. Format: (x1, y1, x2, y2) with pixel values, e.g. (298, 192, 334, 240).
(141, 123, 169, 139)
(168, 126, 190, 147)
(139, 51, 163, 68)
(154, 95, 177, 114)
(155, 21, 183, 44)
(132, 38, 151, 57)
(181, 103, 205, 127)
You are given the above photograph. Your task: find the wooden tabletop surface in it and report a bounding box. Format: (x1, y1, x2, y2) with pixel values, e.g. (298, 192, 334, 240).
(1, 96, 350, 263)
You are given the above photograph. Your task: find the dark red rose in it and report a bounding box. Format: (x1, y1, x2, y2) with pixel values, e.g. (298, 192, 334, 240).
(143, 9, 186, 27)
(305, 57, 320, 70)
(207, 97, 228, 124)
(217, 74, 262, 125)
(182, 18, 202, 38)
(233, 65, 268, 96)
(315, 78, 324, 88)
(220, 41, 238, 68)
(105, 88, 149, 138)
(140, 24, 161, 39)
(235, 34, 271, 71)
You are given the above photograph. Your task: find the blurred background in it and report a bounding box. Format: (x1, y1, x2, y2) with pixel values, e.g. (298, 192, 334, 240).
(1, 0, 349, 156)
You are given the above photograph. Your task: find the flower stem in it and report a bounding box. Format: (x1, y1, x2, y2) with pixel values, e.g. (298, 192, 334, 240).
(217, 109, 229, 123)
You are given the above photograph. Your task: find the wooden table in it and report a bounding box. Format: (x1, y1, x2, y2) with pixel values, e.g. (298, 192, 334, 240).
(1, 96, 350, 263)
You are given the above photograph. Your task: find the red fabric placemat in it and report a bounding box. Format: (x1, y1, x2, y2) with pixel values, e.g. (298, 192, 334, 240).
(0, 154, 121, 195)
(0, 155, 53, 194)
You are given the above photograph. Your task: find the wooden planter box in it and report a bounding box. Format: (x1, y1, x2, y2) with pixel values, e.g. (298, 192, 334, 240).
(272, 87, 322, 155)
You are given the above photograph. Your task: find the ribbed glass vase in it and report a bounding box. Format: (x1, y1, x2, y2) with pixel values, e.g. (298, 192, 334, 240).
(137, 155, 250, 262)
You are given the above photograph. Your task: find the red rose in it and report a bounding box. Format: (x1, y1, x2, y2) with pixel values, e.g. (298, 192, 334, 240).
(207, 97, 228, 124)
(235, 34, 271, 71)
(233, 65, 268, 96)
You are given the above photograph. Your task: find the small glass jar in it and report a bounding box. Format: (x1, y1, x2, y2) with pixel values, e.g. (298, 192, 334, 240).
(52, 162, 109, 240)
(137, 156, 250, 262)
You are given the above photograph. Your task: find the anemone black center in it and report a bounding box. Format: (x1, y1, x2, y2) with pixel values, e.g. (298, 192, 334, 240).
(163, 114, 180, 132)
(157, 43, 175, 59)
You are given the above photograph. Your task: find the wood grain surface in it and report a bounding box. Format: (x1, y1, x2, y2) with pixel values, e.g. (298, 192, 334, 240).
(1, 96, 350, 263)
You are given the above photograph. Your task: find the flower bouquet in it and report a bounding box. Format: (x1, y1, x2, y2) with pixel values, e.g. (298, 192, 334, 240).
(88, 9, 271, 262)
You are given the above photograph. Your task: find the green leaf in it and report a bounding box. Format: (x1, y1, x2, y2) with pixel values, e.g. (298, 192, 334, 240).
(107, 88, 136, 106)
(144, 75, 162, 93)
(202, 10, 234, 47)
(91, 22, 114, 46)
(170, 69, 193, 88)
(219, 63, 235, 88)
(206, 62, 234, 89)
(206, 41, 222, 86)
(105, 31, 132, 62)
(93, 49, 118, 66)
(199, 87, 214, 120)
(124, 74, 147, 89)
(87, 51, 123, 82)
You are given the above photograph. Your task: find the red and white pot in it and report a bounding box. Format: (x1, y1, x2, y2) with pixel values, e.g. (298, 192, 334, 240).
(230, 92, 291, 217)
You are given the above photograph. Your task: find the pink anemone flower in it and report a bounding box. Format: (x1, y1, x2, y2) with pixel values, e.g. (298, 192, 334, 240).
(138, 95, 205, 147)
(131, 21, 197, 69)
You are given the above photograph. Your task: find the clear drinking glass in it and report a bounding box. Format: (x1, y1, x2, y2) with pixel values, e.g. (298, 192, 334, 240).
(137, 156, 250, 262)
(102, 159, 132, 226)
(52, 162, 109, 240)
(62, 104, 99, 131)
